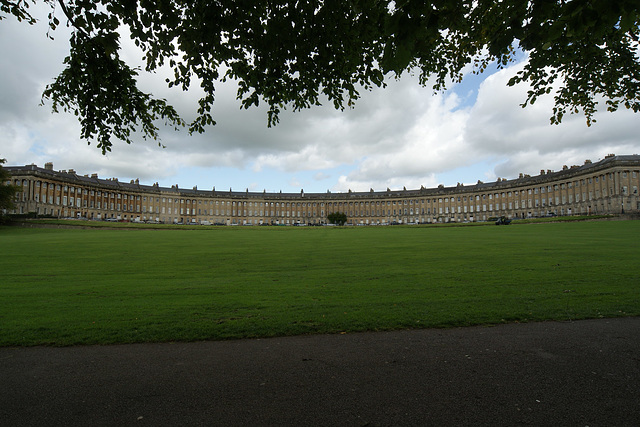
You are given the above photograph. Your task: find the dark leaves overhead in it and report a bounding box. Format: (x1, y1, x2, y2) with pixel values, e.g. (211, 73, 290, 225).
(4, 0, 640, 151)
(41, 28, 184, 154)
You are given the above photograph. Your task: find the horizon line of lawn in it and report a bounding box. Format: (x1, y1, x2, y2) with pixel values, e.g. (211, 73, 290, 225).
(1, 219, 638, 346)
(10, 213, 617, 230)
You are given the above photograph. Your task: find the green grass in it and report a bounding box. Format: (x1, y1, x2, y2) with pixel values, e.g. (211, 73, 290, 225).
(1, 220, 639, 346)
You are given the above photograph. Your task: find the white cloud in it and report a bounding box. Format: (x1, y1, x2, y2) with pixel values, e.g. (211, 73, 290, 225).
(465, 60, 640, 179)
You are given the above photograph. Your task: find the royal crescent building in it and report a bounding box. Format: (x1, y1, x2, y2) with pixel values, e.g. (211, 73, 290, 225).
(5, 154, 640, 225)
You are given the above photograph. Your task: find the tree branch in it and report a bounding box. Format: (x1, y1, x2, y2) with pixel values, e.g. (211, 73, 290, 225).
(56, 0, 87, 37)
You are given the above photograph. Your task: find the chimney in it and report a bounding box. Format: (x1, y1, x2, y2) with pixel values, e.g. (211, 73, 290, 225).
(44, 162, 53, 170)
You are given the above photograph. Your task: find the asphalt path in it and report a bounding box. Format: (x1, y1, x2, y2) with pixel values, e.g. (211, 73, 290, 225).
(1, 317, 639, 426)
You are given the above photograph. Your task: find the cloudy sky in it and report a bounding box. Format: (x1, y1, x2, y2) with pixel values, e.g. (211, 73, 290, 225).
(2, 6, 639, 194)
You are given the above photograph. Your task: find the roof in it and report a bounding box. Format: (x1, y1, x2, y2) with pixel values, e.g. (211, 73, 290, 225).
(6, 154, 640, 199)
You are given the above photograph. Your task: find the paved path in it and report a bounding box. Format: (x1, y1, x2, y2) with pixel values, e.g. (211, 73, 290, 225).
(2, 317, 639, 426)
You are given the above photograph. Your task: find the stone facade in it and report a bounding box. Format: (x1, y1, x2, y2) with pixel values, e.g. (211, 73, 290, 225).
(5, 155, 640, 225)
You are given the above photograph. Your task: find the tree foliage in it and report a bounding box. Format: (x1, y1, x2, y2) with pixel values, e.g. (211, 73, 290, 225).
(0, 158, 19, 222)
(327, 211, 347, 226)
(2, 0, 639, 152)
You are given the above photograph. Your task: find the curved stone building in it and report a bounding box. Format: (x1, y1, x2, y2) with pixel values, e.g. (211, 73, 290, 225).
(5, 154, 640, 224)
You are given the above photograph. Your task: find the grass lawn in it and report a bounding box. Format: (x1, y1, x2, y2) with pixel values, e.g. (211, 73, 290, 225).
(1, 220, 639, 346)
